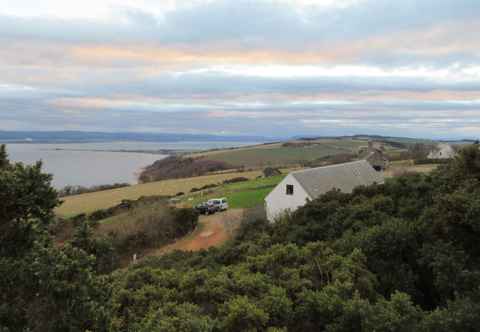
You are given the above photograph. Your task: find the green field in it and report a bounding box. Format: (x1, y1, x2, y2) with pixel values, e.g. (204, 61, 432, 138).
(194, 139, 368, 167)
(56, 170, 264, 217)
(182, 174, 285, 209)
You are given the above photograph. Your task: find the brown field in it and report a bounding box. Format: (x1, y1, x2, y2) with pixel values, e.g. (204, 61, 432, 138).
(56, 170, 263, 217)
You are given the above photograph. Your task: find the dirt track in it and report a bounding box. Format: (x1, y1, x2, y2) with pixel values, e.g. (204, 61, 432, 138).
(151, 208, 244, 256)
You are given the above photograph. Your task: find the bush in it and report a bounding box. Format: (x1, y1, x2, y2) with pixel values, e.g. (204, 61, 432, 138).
(97, 203, 199, 256)
(263, 167, 281, 177)
(190, 183, 218, 193)
(223, 177, 249, 184)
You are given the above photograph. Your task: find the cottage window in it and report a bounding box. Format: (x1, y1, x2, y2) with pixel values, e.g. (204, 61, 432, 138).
(286, 184, 294, 195)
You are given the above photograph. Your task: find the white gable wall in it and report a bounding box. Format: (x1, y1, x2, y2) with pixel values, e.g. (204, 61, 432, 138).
(265, 174, 312, 222)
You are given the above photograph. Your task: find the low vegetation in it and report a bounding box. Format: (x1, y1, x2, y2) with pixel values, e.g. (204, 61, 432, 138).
(51, 199, 198, 272)
(3, 143, 480, 331)
(96, 203, 198, 261)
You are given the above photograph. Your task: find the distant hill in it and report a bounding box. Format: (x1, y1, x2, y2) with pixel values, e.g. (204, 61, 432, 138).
(0, 130, 274, 143)
(295, 134, 477, 144)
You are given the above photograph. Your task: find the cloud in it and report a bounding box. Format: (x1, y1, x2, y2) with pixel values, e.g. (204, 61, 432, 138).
(0, 0, 480, 138)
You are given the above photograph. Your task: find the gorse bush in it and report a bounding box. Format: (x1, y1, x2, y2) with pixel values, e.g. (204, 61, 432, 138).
(96, 203, 198, 258)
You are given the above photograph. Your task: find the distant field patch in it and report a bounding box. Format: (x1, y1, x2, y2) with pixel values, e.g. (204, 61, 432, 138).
(56, 170, 263, 217)
(199, 141, 366, 167)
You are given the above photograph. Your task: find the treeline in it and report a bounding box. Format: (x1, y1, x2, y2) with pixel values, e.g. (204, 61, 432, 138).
(3, 144, 480, 331)
(139, 156, 234, 183)
(58, 183, 130, 197)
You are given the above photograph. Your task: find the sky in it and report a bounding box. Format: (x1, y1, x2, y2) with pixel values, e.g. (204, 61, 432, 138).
(1, 0, 480, 139)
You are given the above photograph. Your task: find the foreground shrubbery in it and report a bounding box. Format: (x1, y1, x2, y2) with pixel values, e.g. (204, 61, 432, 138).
(2, 144, 480, 331)
(109, 144, 480, 331)
(52, 201, 198, 274)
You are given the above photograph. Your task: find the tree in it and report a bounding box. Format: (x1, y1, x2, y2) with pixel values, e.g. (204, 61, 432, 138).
(221, 296, 269, 332)
(0, 144, 8, 169)
(0, 146, 110, 331)
(0, 160, 59, 257)
(263, 167, 281, 178)
(138, 302, 215, 332)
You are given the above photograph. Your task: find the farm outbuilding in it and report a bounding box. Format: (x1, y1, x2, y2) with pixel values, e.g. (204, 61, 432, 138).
(365, 150, 389, 171)
(358, 141, 389, 171)
(427, 143, 456, 159)
(264, 160, 384, 222)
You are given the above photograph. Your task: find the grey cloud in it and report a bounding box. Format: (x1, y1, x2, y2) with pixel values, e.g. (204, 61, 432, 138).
(1, 0, 479, 66)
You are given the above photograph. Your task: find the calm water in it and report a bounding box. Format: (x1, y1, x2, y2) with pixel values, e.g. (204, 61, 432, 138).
(5, 141, 260, 189)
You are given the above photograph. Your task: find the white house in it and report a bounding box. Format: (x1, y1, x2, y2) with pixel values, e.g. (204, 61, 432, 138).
(427, 143, 456, 159)
(265, 160, 384, 222)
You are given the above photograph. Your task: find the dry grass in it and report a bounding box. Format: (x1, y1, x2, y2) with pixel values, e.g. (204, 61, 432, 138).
(56, 170, 263, 217)
(95, 204, 169, 238)
(385, 160, 438, 178)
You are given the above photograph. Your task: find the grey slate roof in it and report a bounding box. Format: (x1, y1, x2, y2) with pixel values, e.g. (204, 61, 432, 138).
(291, 160, 384, 199)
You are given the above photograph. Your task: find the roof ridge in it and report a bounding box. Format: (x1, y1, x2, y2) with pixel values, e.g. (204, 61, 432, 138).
(291, 160, 367, 175)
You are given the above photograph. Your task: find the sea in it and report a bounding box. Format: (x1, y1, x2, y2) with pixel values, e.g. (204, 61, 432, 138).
(5, 141, 259, 189)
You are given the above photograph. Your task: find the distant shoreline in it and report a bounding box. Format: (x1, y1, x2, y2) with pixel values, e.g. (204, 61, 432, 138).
(47, 148, 185, 156)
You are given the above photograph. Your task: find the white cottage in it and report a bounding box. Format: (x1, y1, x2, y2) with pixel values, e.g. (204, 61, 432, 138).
(265, 160, 384, 222)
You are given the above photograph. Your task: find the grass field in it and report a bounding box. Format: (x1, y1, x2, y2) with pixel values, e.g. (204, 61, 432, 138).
(56, 169, 264, 217)
(181, 174, 285, 209)
(189, 139, 369, 167)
